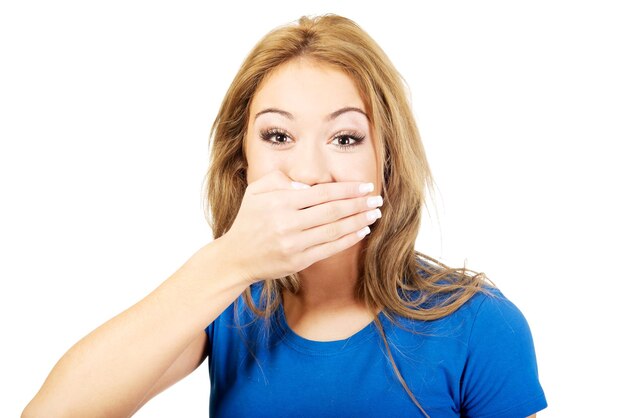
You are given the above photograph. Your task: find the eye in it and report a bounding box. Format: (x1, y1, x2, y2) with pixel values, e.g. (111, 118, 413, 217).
(259, 128, 293, 147)
(259, 128, 366, 150)
(331, 131, 366, 150)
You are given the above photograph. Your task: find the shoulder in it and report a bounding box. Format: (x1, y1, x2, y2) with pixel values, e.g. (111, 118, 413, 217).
(396, 284, 527, 339)
(466, 287, 533, 344)
(458, 287, 548, 417)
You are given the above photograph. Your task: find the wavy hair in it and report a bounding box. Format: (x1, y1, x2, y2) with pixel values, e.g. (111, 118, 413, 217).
(202, 13, 493, 417)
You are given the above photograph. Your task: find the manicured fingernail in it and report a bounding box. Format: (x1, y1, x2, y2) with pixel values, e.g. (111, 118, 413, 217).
(291, 181, 311, 189)
(359, 182, 374, 194)
(367, 196, 383, 208)
(367, 208, 382, 221)
(357, 226, 371, 238)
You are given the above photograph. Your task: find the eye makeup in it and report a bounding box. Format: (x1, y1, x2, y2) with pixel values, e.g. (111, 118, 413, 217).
(259, 127, 366, 150)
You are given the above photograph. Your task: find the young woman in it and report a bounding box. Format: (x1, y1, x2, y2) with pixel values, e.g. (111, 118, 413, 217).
(23, 14, 547, 418)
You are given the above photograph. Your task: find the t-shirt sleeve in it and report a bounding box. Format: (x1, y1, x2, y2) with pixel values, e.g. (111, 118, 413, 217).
(460, 292, 548, 417)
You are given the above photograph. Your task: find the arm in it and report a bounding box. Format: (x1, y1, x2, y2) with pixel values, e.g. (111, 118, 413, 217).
(128, 330, 209, 416)
(22, 236, 248, 418)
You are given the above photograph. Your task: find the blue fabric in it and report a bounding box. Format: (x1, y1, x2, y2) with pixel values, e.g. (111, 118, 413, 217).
(204, 282, 547, 417)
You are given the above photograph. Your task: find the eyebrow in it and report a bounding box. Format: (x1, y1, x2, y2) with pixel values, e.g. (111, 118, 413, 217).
(254, 106, 369, 122)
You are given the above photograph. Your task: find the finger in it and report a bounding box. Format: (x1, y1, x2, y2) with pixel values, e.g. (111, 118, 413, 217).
(300, 222, 372, 265)
(296, 194, 383, 231)
(296, 205, 380, 251)
(289, 181, 374, 210)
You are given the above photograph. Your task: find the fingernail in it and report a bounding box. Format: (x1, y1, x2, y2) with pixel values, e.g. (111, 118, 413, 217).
(359, 182, 374, 194)
(357, 226, 371, 238)
(291, 181, 311, 189)
(367, 208, 382, 221)
(367, 196, 383, 208)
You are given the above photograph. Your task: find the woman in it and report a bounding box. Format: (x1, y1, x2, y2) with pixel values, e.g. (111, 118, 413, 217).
(23, 14, 547, 418)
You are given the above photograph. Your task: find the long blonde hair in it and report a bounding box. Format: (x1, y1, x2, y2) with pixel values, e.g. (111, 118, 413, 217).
(202, 13, 493, 417)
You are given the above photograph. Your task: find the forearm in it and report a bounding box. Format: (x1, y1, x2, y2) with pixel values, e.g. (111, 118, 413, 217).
(22, 236, 248, 418)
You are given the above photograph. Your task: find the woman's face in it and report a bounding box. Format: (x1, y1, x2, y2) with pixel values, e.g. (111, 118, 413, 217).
(244, 57, 380, 194)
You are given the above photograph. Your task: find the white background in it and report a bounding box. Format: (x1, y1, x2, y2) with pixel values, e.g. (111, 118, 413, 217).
(2, 1, 624, 417)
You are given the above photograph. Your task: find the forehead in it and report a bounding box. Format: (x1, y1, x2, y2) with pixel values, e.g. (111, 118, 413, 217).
(249, 58, 366, 115)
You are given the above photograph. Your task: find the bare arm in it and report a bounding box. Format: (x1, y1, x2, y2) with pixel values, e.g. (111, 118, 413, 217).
(22, 236, 248, 418)
(128, 330, 209, 416)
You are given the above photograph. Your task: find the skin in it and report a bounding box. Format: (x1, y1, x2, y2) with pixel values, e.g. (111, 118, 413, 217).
(22, 56, 540, 417)
(159, 53, 535, 416)
(244, 56, 383, 336)
(242, 58, 541, 418)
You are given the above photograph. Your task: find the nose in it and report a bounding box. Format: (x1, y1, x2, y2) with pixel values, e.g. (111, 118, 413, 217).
(287, 135, 332, 187)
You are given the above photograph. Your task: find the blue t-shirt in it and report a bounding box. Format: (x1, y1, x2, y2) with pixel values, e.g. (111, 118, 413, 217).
(204, 282, 547, 417)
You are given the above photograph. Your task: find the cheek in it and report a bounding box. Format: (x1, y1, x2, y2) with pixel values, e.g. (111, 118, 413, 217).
(332, 155, 377, 181)
(245, 145, 282, 183)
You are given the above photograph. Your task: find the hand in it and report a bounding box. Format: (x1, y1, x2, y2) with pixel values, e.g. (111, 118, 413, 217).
(221, 170, 383, 286)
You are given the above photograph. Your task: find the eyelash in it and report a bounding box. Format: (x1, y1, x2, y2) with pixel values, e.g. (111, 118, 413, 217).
(259, 127, 366, 150)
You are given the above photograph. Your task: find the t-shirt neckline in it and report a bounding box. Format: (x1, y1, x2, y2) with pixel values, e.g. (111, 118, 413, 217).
(275, 301, 386, 356)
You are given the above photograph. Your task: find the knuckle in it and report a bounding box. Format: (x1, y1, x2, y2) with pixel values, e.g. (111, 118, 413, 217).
(324, 222, 340, 240)
(278, 237, 295, 254)
(316, 185, 331, 202)
(324, 203, 339, 220)
(282, 218, 295, 233)
(275, 220, 289, 236)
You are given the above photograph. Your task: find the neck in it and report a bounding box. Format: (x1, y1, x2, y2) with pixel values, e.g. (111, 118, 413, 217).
(283, 240, 365, 311)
